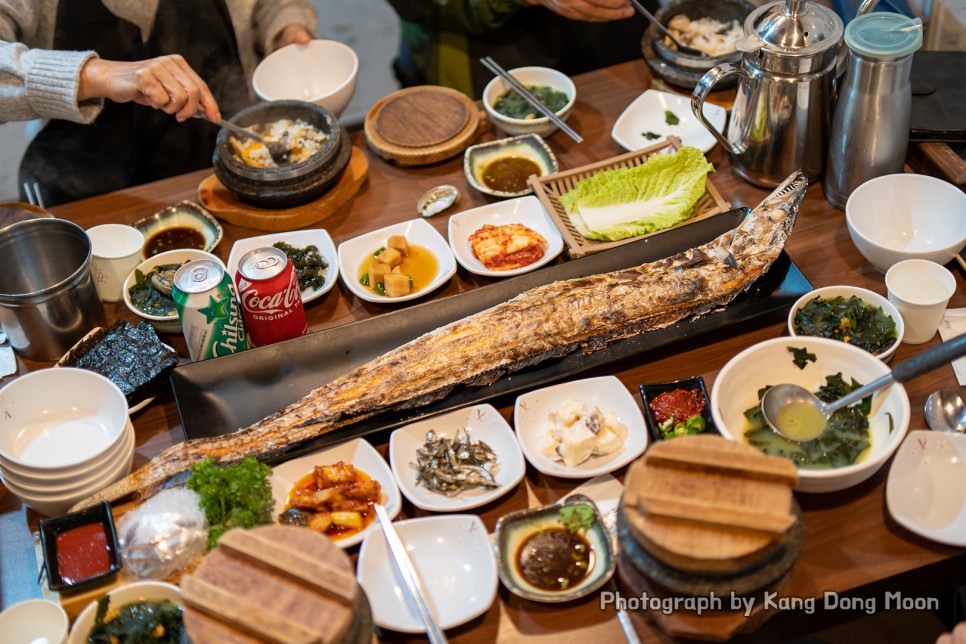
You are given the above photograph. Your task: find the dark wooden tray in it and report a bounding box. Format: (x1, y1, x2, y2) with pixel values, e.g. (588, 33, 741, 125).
(171, 207, 811, 462)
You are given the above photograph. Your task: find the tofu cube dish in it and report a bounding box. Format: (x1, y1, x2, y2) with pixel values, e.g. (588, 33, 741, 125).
(384, 271, 411, 297)
(378, 247, 403, 269)
(387, 235, 410, 256)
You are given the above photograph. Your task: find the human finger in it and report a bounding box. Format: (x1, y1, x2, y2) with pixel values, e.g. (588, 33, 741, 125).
(273, 23, 314, 50)
(166, 55, 218, 121)
(541, 0, 633, 21)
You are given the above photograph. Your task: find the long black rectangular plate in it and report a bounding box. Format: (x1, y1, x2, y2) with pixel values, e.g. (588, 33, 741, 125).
(171, 208, 811, 462)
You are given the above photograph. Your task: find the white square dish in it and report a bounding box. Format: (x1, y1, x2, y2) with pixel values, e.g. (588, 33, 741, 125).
(513, 375, 648, 478)
(225, 229, 338, 304)
(269, 437, 401, 549)
(337, 218, 457, 303)
(447, 196, 564, 277)
(389, 404, 525, 512)
(611, 89, 726, 154)
(357, 515, 497, 633)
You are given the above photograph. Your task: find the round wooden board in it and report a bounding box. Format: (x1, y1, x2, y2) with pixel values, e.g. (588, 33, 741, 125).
(375, 90, 470, 147)
(198, 146, 368, 232)
(365, 86, 486, 167)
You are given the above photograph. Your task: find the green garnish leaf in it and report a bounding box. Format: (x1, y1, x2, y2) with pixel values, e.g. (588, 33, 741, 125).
(559, 504, 595, 533)
(642, 131, 662, 140)
(665, 110, 680, 125)
(789, 346, 817, 370)
(187, 456, 274, 549)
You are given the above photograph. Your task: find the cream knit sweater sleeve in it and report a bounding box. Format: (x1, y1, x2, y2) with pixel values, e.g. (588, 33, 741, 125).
(0, 0, 316, 125)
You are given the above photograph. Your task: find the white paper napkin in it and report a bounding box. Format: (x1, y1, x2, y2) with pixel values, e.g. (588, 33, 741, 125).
(939, 308, 966, 386)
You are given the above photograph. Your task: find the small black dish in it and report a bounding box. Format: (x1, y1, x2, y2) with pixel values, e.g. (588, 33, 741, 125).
(39, 501, 122, 592)
(639, 375, 718, 444)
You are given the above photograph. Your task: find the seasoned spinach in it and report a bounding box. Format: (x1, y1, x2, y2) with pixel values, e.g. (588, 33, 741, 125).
(88, 597, 183, 643)
(494, 84, 568, 120)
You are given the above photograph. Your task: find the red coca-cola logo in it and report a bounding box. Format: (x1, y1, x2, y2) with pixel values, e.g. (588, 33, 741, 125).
(239, 269, 301, 314)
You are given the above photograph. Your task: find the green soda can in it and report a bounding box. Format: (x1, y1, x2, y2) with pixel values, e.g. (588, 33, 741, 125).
(172, 259, 248, 360)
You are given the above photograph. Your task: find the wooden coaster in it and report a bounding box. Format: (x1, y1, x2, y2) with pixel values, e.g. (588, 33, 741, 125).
(365, 86, 486, 167)
(198, 146, 368, 232)
(375, 90, 469, 147)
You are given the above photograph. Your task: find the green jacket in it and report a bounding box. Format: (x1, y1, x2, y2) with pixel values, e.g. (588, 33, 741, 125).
(387, 0, 652, 98)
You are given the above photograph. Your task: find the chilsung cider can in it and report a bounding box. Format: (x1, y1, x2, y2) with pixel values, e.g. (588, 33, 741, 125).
(235, 246, 307, 347)
(172, 259, 248, 361)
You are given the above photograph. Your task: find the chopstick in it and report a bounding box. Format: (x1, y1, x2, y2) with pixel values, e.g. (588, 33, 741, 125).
(22, 181, 44, 208)
(374, 504, 448, 644)
(479, 56, 583, 144)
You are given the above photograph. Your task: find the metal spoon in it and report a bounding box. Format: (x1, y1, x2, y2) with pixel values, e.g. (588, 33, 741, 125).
(629, 0, 707, 57)
(924, 390, 966, 434)
(761, 333, 966, 442)
(195, 110, 290, 165)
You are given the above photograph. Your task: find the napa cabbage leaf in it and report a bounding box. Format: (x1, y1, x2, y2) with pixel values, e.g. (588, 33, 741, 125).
(559, 146, 714, 241)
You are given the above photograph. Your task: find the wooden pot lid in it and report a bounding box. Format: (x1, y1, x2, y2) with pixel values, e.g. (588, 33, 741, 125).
(365, 86, 486, 167)
(622, 435, 798, 575)
(181, 525, 362, 644)
(198, 146, 368, 232)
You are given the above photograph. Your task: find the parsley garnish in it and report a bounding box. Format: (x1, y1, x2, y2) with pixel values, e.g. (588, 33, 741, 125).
(187, 456, 274, 549)
(642, 131, 662, 140)
(664, 110, 680, 126)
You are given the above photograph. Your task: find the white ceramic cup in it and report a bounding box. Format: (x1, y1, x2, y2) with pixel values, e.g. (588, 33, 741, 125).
(87, 224, 144, 302)
(0, 598, 69, 644)
(885, 259, 957, 344)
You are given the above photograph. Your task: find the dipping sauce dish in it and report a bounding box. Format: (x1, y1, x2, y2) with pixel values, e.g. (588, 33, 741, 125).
(39, 501, 122, 592)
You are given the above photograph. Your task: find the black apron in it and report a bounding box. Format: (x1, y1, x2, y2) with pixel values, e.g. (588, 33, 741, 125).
(20, 0, 251, 206)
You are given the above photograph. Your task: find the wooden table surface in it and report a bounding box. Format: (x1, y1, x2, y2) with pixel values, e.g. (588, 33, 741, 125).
(1, 59, 964, 642)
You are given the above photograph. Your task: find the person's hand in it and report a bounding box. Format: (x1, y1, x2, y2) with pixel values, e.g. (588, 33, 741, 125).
(78, 55, 219, 123)
(272, 23, 313, 51)
(938, 622, 966, 644)
(526, 0, 633, 22)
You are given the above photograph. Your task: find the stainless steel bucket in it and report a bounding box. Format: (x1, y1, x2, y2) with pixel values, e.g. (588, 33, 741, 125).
(0, 218, 104, 361)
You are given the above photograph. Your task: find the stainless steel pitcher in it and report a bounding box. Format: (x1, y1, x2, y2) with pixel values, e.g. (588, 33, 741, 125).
(691, 0, 844, 187)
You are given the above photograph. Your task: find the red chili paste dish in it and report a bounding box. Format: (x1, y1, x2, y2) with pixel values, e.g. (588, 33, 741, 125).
(39, 500, 122, 592)
(639, 376, 718, 443)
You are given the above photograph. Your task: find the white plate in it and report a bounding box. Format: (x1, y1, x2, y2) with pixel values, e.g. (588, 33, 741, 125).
(886, 430, 966, 547)
(337, 218, 457, 304)
(357, 514, 497, 633)
(447, 196, 564, 278)
(611, 89, 726, 154)
(269, 438, 401, 549)
(225, 229, 339, 304)
(389, 404, 525, 512)
(55, 328, 176, 415)
(513, 375, 648, 479)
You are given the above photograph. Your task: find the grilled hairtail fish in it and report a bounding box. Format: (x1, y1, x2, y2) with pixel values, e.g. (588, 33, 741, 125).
(74, 171, 807, 510)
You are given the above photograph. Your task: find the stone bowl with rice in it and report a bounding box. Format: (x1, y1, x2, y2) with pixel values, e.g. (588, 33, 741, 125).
(642, 0, 754, 85)
(212, 100, 351, 208)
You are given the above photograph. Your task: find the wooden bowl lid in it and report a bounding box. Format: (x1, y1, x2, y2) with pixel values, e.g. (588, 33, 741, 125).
(181, 525, 359, 644)
(622, 435, 798, 574)
(365, 86, 485, 167)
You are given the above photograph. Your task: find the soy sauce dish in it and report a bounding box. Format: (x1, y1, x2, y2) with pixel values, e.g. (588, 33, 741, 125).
(495, 501, 614, 602)
(464, 134, 558, 198)
(39, 501, 122, 592)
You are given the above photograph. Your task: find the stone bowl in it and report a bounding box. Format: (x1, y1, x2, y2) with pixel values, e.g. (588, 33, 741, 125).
(212, 100, 350, 209)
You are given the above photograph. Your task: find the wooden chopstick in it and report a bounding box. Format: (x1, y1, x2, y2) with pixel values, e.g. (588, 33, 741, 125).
(480, 56, 583, 144)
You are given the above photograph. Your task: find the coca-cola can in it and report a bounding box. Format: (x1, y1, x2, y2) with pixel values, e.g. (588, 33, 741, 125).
(235, 246, 307, 346)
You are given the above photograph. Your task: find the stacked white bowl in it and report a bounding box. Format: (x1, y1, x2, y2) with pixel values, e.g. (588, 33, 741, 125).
(0, 368, 134, 516)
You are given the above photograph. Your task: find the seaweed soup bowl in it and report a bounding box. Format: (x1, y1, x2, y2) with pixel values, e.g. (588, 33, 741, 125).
(212, 100, 351, 209)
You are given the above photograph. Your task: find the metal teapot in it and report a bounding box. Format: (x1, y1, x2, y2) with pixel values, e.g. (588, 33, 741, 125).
(691, 0, 845, 187)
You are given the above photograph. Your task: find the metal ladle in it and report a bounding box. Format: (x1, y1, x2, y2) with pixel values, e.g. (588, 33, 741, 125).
(761, 333, 966, 442)
(924, 390, 966, 434)
(629, 0, 707, 57)
(195, 110, 290, 165)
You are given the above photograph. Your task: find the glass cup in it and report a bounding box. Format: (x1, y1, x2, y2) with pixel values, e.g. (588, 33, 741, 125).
(87, 224, 144, 302)
(885, 259, 956, 344)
